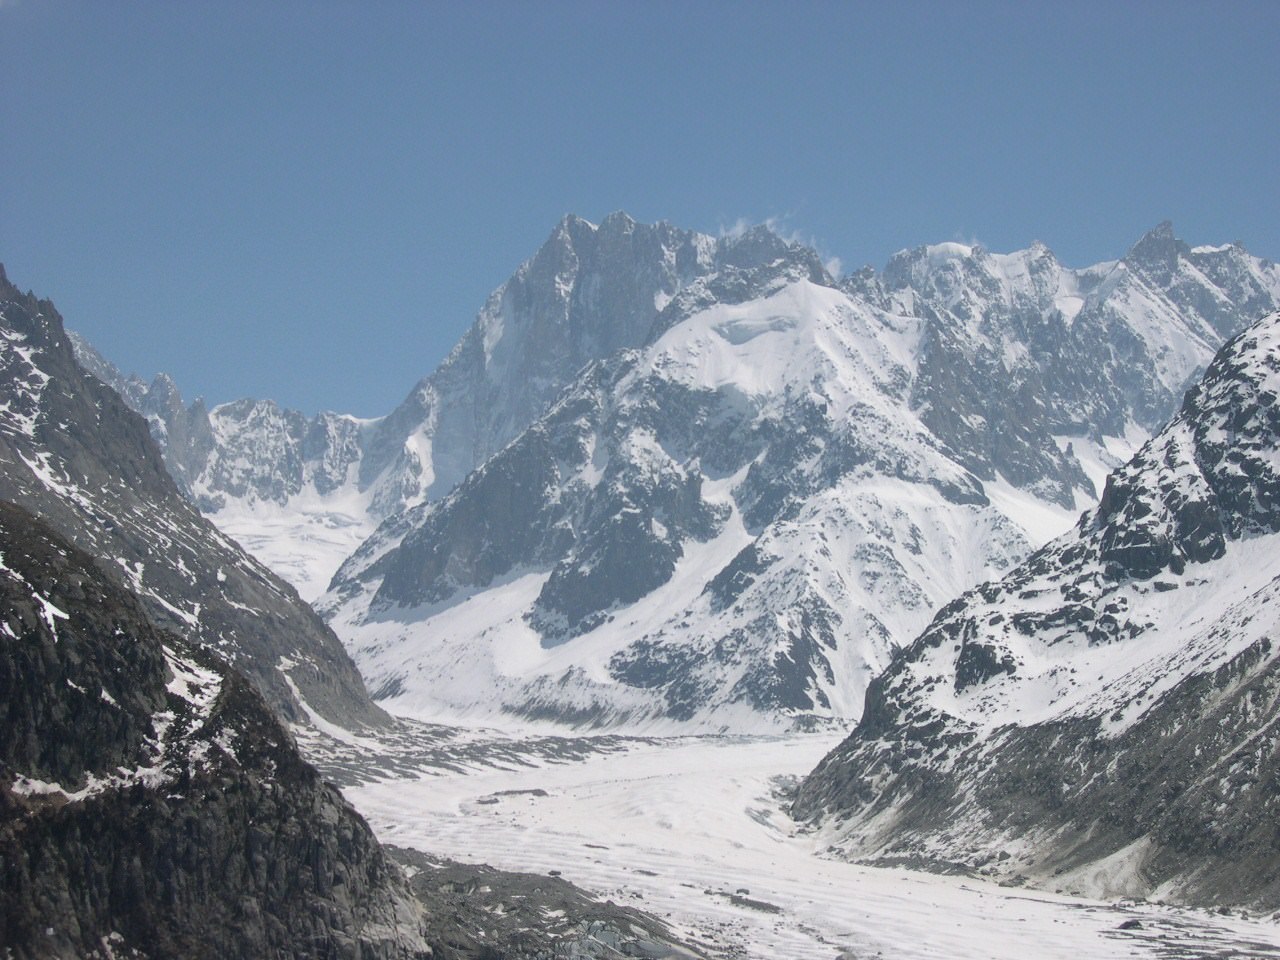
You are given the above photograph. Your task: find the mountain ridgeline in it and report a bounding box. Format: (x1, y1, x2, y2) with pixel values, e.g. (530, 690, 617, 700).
(76, 216, 1280, 732)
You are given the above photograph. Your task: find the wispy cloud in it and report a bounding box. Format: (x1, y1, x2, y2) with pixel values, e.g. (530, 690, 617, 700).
(952, 230, 986, 251)
(718, 217, 755, 241)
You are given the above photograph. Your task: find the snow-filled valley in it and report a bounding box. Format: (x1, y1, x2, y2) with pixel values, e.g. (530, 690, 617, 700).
(342, 726, 1280, 960)
(203, 489, 376, 602)
(35, 218, 1280, 954)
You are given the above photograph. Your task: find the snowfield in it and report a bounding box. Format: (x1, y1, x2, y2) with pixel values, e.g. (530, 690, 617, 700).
(206, 490, 375, 602)
(344, 729, 1280, 960)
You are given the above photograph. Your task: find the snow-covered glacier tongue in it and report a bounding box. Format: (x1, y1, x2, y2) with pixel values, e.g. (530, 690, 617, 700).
(793, 310, 1280, 911)
(320, 217, 1280, 733)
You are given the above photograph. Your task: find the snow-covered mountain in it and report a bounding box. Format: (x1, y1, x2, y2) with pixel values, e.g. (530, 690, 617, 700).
(73, 213, 735, 599)
(0, 266, 385, 730)
(70, 217, 1280, 732)
(792, 311, 1280, 909)
(317, 218, 1280, 732)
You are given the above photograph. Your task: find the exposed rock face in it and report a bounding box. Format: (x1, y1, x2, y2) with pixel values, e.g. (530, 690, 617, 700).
(70, 214, 731, 599)
(320, 220, 1279, 732)
(792, 312, 1280, 910)
(0, 501, 428, 959)
(1, 266, 384, 729)
(68, 334, 217, 501)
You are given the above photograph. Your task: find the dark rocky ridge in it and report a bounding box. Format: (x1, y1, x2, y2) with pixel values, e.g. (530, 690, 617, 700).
(792, 311, 1280, 909)
(0, 266, 384, 729)
(68, 333, 218, 502)
(0, 501, 427, 959)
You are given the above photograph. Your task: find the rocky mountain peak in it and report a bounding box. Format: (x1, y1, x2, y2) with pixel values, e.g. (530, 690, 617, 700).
(143, 371, 186, 416)
(1091, 310, 1280, 579)
(1124, 219, 1191, 281)
(297, 215, 1279, 734)
(599, 208, 638, 232)
(881, 243, 949, 290)
(713, 225, 832, 287)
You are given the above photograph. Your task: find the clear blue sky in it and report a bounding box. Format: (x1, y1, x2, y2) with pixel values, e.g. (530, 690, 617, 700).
(3, 1, 1277, 417)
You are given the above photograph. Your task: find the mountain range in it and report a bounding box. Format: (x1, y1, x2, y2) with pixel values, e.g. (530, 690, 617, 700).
(78, 215, 1280, 733)
(7, 206, 1280, 947)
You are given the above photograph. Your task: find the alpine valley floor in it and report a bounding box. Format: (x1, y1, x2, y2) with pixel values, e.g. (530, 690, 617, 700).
(340, 724, 1280, 960)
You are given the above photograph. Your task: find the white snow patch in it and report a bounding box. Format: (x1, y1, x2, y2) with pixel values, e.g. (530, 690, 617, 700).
(205, 484, 378, 602)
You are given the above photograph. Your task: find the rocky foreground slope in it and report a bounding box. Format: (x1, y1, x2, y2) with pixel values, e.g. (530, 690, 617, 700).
(793, 311, 1280, 909)
(0, 501, 427, 959)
